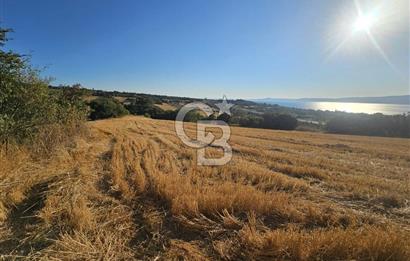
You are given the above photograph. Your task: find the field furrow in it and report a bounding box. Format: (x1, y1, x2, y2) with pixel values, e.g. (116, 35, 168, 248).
(1, 115, 409, 260)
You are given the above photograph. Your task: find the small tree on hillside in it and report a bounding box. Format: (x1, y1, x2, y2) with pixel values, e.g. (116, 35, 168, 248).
(125, 96, 154, 115)
(217, 113, 231, 123)
(89, 97, 129, 120)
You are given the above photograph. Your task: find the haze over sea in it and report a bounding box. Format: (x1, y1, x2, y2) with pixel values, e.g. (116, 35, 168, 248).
(262, 100, 410, 115)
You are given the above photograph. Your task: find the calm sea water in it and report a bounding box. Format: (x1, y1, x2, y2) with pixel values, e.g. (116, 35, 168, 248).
(266, 100, 410, 115)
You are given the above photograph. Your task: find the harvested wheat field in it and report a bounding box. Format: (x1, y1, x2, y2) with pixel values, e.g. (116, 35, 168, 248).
(1, 116, 409, 260)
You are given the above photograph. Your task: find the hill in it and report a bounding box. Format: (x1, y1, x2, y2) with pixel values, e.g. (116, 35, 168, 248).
(51, 85, 410, 138)
(1, 116, 409, 259)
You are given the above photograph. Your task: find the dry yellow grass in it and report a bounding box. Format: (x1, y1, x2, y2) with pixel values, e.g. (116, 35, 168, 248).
(84, 95, 128, 103)
(155, 103, 178, 111)
(1, 115, 409, 260)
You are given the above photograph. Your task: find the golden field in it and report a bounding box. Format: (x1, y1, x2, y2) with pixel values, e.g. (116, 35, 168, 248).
(1, 116, 409, 260)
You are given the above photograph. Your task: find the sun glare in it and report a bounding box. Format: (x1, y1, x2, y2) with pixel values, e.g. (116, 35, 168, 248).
(325, 0, 408, 73)
(353, 14, 375, 32)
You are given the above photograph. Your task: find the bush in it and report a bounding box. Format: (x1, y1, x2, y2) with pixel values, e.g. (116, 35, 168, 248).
(52, 84, 90, 124)
(0, 28, 88, 148)
(125, 96, 154, 115)
(89, 97, 129, 120)
(152, 109, 177, 120)
(217, 113, 231, 123)
(184, 111, 205, 122)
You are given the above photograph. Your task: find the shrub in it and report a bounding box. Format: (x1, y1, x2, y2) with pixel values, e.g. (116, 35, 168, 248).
(125, 96, 154, 115)
(184, 111, 205, 122)
(152, 109, 177, 120)
(217, 113, 231, 123)
(88, 97, 129, 120)
(0, 28, 88, 148)
(52, 84, 90, 124)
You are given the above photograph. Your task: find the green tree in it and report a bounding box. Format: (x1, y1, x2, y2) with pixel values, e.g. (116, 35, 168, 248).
(52, 84, 90, 124)
(217, 112, 231, 123)
(0, 28, 89, 147)
(125, 96, 155, 115)
(1, 28, 55, 145)
(89, 97, 129, 120)
(184, 111, 205, 122)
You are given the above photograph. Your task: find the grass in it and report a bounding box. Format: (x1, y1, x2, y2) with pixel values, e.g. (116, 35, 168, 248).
(155, 102, 178, 111)
(1, 115, 409, 260)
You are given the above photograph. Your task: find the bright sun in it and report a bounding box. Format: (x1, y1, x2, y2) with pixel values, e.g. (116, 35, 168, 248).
(353, 14, 375, 32)
(326, 0, 408, 73)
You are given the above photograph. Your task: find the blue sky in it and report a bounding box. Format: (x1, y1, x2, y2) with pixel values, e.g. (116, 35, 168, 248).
(1, 0, 408, 99)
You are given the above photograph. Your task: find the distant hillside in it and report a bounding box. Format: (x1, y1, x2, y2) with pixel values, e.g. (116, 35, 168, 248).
(254, 95, 410, 105)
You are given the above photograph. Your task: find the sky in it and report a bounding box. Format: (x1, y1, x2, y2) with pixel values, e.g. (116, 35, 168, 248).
(1, 0, 409, 99)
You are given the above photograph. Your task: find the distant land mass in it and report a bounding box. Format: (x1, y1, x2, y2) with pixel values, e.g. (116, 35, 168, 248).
(252, 95, 410, 105)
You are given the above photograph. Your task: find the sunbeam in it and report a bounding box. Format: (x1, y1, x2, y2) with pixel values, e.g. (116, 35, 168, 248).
(325, 0, 407, 75)
(353, 0, 398, 73)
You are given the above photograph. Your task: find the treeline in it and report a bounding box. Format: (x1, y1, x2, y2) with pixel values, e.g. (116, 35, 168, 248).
(87, 96, 300, 130)
(88, 96, 217, 123)
(88, 89, 198, 105)
(326, 113, 410, 138)
(88, 97, 129, 120)
(230, 112, 298, 130)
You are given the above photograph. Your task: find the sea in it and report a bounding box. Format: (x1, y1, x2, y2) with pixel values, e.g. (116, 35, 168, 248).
(263, 100, 410, 115)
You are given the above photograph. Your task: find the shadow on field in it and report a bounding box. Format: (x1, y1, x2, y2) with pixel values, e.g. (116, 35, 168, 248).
(0, 181, 52, 256)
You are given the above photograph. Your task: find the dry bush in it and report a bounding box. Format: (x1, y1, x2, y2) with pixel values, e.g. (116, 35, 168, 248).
(29, 122, 89, 158)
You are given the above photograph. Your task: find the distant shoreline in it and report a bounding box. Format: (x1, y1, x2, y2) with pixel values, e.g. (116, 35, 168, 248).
(251, 99, 410, 115)
(252, 95, 410, 105)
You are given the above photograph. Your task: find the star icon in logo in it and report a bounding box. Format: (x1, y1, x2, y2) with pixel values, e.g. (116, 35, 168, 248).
(215, 95, 234, 116)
